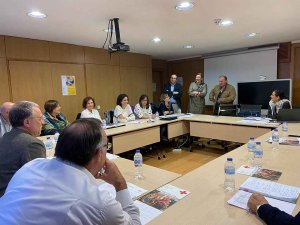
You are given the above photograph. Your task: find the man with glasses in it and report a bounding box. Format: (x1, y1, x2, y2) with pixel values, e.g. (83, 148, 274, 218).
(0, 118, 141, 225)
(163, 74, 183, 109)
(0, 101, 46, 197)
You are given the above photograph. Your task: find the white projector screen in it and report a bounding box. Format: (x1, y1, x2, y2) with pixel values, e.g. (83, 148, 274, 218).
(204, 49, 277, 105)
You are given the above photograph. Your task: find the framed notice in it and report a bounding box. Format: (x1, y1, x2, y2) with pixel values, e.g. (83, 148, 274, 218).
(61, 75, 76, 96)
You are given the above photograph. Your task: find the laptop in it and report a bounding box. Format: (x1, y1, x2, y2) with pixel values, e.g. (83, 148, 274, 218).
(277, 109, 300, 122)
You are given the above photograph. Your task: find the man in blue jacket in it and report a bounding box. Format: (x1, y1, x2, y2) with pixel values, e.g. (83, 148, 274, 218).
(163, 74, 183, 109)
(248, 193, 300, 225)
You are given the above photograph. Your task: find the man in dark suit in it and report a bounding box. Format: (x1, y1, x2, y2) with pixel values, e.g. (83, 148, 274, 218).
(0, 101, 46, 197)
(163, 74, 183, 109)
(248, 193, 300, 225)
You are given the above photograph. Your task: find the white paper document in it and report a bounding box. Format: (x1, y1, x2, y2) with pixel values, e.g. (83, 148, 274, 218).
(236, 165, 258, 176)
(228, 190, 296, 215)
(134, 200, 162, 225)
(98, 182, 147, 200)
(127, 120, 145, 124)
(240, 177, 300, 203)
(106, 153, 119, 161)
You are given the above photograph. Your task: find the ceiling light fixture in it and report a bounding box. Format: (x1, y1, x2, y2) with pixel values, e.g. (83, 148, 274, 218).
(214, 19, 233, 27)
(27, 11, 47, 19)
(175, 2, 194, 11)
(247, 32, 258, 38)
(183, 45, 193, 49)
(152, 37, 161, 43)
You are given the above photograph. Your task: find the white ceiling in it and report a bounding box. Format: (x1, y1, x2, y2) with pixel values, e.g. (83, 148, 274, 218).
(0, 0, 300, 60)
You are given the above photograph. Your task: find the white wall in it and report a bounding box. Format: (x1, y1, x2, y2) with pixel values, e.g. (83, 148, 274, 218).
(204, 49, 277, 105)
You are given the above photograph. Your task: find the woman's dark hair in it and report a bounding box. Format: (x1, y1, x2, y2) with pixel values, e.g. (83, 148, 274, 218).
(55, 118, 104, 166)
(273, 90, 286, 100)
(82, 96, 96, 109)
(139, 94, 149, 109)
(116, 94, 129, 106)
(44, 100, 59, 114)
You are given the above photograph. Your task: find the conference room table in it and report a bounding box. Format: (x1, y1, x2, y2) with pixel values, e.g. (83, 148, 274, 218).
(105, 114, 279, 154)
(147, 123, 300, 225)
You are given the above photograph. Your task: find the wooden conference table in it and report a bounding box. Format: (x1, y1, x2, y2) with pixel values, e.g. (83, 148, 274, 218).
(148, 123, 300, 225)
(106, 114, 278, 154)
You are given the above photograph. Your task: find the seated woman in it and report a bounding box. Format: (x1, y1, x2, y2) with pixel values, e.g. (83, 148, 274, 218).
(42, 100, 69, 135)
(134, 94, 155, 119)
(114, 94, 135, 123)
(80, 96, 101, 120)
(268, 90, 292, 119)
(158, 94, 174, 116)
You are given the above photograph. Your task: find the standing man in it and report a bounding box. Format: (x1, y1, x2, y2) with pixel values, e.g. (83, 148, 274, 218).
(0, 102, 14, 137)
(163, 74, 183, 109)
(0, 118, 141, 225)
(209, 75, 236, 115)
(0, 101, 46, 197)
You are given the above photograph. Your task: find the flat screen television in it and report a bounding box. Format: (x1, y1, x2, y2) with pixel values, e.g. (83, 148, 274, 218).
(237, 79, 292, 109)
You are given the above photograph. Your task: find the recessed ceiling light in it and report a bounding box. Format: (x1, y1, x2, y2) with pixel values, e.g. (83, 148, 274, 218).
(247, 32, 258, 38)
(214, 19, 233, 27)
(175, 2, 194, 11)
(183, 45, 193, 49)
(152, 37, 161, 43)
(27, 11, 47, 19)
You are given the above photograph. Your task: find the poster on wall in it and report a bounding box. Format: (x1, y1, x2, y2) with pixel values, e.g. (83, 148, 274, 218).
(61, 75, 76, 96)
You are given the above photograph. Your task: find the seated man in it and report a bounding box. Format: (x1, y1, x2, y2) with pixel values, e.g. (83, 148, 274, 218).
(248, 193, 300, 225)
(0, 118, 141, 225)
(0, 102, 14, 137)
(0, 101, 46, 197)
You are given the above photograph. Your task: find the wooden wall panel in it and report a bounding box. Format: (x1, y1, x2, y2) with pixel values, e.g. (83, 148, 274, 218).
(146, 67, 153, 102)
(51, 63, 86, 122)
(5, 36, 50, 61)
(50, 43, 84, 63)
(0, 36, 5, 58)
(0, 58, 10, 103)
(291, 44, 300, 106)
(119, 52, 148, 67)
(86, 64, 120, 116)
(9, 61, 53, 107)
(120, 67, 148, 105)
(110, 52, 120, 66)
(84, 47, 110, 65)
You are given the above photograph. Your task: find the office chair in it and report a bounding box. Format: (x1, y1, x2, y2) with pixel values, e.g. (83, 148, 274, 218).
(238, 104, 262, 117)
(75, 113, 81, 120)
(277, 109, 300, 122)
(104, 109, 114, 124)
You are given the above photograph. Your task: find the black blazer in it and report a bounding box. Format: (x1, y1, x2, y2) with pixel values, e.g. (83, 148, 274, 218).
(158, 102, 174, 116)
(163, 82, 183, 108)
(268, 101, 291, 119)
(258, 204, 300, 225)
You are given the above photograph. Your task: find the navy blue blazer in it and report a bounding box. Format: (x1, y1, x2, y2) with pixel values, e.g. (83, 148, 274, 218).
(163, 82, 183, 107)
(258, 204, 300, 225)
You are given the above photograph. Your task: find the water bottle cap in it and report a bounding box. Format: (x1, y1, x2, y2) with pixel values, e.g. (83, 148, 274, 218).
(47, 137, 51, 140)
(256, 142, 261, 145)
(249, 137, 254, 140)
(274, 128, 278, 131)
(136, 149, 140, 153)
(227, 157, 233, 161)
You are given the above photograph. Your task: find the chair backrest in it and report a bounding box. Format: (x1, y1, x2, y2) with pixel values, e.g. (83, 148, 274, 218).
(150, 103, 159, 114)
(218, 105, 237, 116)
(277, 109, 300, 122)
(239, 104, 262, 117)
(75, 112, 81, 120)
(104, 109, 114, 124)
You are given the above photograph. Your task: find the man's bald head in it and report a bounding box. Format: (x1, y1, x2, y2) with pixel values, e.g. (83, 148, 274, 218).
(0, 102, 14, 121)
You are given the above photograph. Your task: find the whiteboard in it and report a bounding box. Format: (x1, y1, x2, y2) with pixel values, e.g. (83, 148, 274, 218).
(204, 49, 277, 105)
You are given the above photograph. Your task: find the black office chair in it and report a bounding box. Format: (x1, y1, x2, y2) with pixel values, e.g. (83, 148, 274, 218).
(238, 104, 262, 117)
(75, 113, 81, 120)
(218, 105, 237, 116)
(277, 109, 300, 122)
(104, 109, 115, 124)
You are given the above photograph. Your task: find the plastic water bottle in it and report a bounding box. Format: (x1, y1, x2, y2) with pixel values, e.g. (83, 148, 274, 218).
(54, 132, 60, 142)
(253, 142, 263, 168)
(134, 149, 143, 179)
(272, 129, 279, 150)
(155, 111, 159, 121)
(44, 137, 53, 150)
(282, 121, 288, 137)
(147, 113, 152, 123)
(102, 119, 107, 129)
(178, 108, 181, 114)
(247, 137, 256, 161)
(224, 158, 235, 191)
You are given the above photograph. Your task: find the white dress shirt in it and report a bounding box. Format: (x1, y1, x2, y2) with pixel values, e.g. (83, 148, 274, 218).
(114, 105, 135, 123)
(0, 158, 141, 225)
(134, 104, 152, 119)
(0, 114, 11, 137)
(80, 108, 101, 120)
